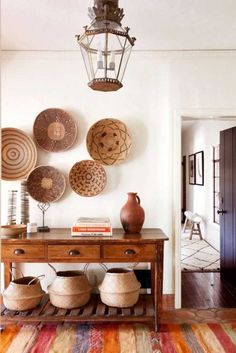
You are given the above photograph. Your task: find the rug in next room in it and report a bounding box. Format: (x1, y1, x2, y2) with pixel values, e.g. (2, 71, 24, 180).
(181, 232, 220, 272)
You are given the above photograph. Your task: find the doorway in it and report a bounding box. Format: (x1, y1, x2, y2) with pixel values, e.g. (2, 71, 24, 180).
(173, 114, 236, 308)
(181, 119, 223, 274)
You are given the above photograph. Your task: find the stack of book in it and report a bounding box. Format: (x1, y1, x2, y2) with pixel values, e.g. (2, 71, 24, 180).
(71, 217, 112, 236)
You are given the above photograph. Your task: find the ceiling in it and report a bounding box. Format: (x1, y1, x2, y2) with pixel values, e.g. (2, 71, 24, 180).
(2, 0, 236, 51)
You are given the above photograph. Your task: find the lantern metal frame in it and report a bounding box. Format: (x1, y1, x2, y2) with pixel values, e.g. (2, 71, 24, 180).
(76, 0, 136, 92)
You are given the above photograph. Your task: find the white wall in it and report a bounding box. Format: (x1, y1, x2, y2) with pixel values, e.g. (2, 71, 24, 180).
(2, 51, 236, 295)
(182, 120, 236, 250)
(1, 52, 173, 293)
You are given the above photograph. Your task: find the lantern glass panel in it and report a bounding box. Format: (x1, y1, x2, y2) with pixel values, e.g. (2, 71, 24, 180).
(79, 20, 133, 83)
(79, 43, 94, 81)
(116, 43, 133, 82)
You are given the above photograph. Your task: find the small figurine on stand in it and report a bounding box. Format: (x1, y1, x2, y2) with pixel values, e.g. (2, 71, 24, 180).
(37, 202, 50, 232)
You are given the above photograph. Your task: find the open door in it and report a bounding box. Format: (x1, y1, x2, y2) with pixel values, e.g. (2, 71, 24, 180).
(220, 126, 236, 284)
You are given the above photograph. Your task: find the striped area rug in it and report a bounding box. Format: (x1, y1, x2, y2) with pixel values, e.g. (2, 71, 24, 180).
(1, 323, 236, 353)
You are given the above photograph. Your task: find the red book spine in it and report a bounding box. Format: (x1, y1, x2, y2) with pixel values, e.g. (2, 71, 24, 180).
(72, 226, 111, 232)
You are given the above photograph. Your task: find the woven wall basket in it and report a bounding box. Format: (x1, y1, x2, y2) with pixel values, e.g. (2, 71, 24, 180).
(27, 165, 66, 203)
(1, 127, 37, 181)
(86, 118, 132, 165)
(33, 108, 77, 152)
(69, 160, 106, 197)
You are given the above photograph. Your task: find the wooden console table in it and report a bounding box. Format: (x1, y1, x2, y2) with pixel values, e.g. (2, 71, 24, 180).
(1, 228, 168, 331)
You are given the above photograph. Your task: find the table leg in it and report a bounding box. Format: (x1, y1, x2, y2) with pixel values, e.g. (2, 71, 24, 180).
(154, 261, 159, 331)
(151, 262, 155, 295)
(154, 244, 164, 332)
(4, 263, 12, 288)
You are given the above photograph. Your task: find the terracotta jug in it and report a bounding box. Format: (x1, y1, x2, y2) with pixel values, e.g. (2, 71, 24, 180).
(120, 192, 145, 233)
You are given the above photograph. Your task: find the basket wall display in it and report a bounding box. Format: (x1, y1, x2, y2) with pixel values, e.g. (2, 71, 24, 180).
(47, 264, 92, 309)
(27, 166, 66, 203)
(33, 108, 77, 152)
(69, 160, 106, 197)
(86, 118, 132, 165)
(1, 128, 37, 181)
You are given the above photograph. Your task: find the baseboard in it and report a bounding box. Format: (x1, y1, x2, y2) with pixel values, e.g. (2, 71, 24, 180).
(162, 294, 175, 310)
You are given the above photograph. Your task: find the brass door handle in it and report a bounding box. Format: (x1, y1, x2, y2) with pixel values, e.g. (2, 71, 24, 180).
(14, 248, 25, 255)
(69, 249, 80, 256)
(124, 249, 136, 255)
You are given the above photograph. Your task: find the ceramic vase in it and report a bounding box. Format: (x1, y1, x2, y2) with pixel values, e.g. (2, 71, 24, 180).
(120, 192, 145, 233)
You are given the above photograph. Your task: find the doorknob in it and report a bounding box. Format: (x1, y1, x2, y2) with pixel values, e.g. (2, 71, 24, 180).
(217, 209, 227, 215)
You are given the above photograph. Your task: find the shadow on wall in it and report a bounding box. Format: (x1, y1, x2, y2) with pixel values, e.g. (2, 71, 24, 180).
(127, 120, 148, 161)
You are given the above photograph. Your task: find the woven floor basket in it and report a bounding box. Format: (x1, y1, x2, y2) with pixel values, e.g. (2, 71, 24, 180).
(47, 289, 91, 309)
(98, 268, 141, 308)
(48, 265, 92, 309)
(3, 275, 45, 311)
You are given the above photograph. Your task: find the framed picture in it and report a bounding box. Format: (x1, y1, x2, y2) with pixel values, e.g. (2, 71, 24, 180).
(188, 154, 195, 185)
(195, 151, 204, 185)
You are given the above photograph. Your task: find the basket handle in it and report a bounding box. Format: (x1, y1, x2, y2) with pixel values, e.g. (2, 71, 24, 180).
(83, 263, 90, 275)
(28, 275, 45, 286)
(9, 266, 24, 280)
(99, 263, 108, 272)
(48, 263, 57, 274)
(127, 262, 139, 270)
(83, 263, 108, 276)
(83, 263, 108, 289)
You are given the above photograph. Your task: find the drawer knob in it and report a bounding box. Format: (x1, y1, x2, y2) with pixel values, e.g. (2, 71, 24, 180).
(69, 249, 80, 256)
(124, 249, 136, 255)
(14, 248, 25, 255)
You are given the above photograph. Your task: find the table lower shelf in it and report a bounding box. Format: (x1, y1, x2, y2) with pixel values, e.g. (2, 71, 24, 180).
(0, 294, 155, 325)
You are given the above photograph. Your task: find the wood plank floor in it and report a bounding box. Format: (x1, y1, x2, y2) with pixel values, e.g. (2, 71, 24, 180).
(182, 272, 236, 308)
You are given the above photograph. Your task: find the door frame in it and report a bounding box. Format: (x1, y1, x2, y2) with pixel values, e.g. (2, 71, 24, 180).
(173, 109, 236, 308)
(181, 155, 187, 223)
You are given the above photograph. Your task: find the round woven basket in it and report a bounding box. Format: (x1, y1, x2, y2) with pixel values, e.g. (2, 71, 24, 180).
(3, 293, 44, 311)
(47, 289, 91, 309)
(98, 268, 141, 308)
(86, 118, 132, 165)
(1, 224, 26, 238)
(47, 264, 92, 309)
(99, 289, 140, 308)
(3, 274, 45, 311)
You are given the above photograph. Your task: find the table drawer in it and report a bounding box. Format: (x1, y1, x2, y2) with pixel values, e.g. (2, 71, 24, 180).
(48, 245, 100, 260)
(2, 244, 45, 261)
(103, 244, 156, 261)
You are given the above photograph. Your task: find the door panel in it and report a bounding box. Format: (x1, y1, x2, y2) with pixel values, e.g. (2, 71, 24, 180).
(220, 127, 236, 283)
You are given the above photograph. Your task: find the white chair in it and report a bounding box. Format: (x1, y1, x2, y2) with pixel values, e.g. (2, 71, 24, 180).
(183, 210, 203, 240)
